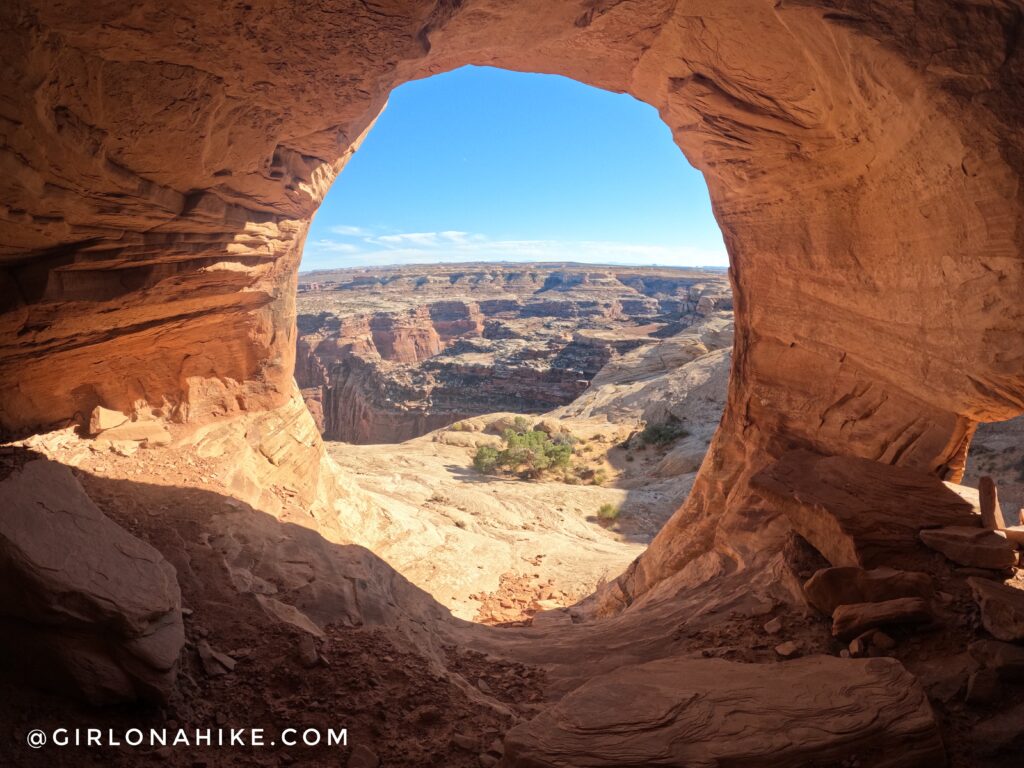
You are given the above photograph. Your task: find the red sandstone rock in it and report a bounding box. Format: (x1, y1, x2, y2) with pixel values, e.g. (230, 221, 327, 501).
(832, 598, 934, 641)
(968, 577, 1024, 642)
(88, 405, 128, 435)
(752, 451, 977, 568)
(979, 476, 1008, 531)
(0, 460, 184, 703)
(919, 526, 1017, 569)
(502, 656, 944, 767)
(803, 566, 935, 615)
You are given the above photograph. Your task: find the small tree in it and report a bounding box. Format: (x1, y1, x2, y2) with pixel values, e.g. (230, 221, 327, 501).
(473, 445, 500, 474)
(472, 426, 575, 480)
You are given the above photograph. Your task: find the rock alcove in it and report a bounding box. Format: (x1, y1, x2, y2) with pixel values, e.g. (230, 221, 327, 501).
(1, 2, 1023, 766)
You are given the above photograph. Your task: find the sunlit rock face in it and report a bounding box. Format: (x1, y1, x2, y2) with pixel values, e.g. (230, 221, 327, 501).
(1, 0, 1022, 604)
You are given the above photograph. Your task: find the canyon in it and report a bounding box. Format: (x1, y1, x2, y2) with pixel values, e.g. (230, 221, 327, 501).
(2, 2, 1024, 767)
(295, 263, 731, 443)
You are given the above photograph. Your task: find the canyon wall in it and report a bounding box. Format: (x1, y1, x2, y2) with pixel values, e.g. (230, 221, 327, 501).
(1, 0, 1022, 610)
(295, 265, 729, 443)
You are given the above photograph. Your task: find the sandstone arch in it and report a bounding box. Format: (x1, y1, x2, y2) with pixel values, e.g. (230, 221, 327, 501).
(1, 0, 1022, 609)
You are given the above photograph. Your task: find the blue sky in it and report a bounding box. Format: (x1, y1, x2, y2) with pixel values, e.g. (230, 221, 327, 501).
(302, 66, 727, 271)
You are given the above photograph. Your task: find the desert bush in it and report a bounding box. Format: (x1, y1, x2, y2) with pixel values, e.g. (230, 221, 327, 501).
(473, 445, 501, 474)
(511, 415, 532, 434)
(597, 503, 620, 521)
(472, 426, 575, 479)
(638, 419, 690, 447)
(592, 468, 608, 486)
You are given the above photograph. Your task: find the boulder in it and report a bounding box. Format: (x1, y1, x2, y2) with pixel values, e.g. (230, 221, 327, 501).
(831, 598, 933, 641)
(968, 639, 1024, 683)
(502, 656, 944, 767)
(752, 451, 977, 568)
(0, 460, 184, 703)
(88, 405, 128, 435)
(999, 525, 1024, 546)
(918, 526, 1017, 569)
(803, 566, 934, 615)
(968, 577, 1024, 642)
(95, 419, 172, 447)
(972, 702, 1024, 758)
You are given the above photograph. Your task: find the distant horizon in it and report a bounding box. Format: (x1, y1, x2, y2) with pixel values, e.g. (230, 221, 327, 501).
(298, 259, 730, 278)
(302, 66, 728, 271)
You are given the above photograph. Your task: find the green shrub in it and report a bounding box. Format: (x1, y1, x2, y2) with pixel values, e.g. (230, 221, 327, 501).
(471, 427, 575, 480)
(473, 445, 501, 474)
(592, 469, 608, 486)
(511, 415, 532, 434)
(597, 503, 620, 521)
(638, 419, 690, 446)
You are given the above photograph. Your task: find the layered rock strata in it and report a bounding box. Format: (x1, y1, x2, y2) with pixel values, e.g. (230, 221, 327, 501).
(295, 265, 729, 443)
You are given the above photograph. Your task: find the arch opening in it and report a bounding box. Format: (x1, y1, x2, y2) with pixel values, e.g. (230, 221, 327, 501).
(292, 65, 733, 622)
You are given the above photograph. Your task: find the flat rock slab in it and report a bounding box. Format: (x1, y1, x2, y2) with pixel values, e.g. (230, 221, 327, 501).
(503, 656, 944, 768)
(969, 577, 1024, 642)
(832, 598, 933, 641)
(752, 451, 977, 568)
(919, 526, 1017, 569)
(804, 566, 934, 615)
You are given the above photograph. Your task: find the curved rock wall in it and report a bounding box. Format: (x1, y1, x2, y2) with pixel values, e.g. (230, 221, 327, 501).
(1, 1, 1022, 606)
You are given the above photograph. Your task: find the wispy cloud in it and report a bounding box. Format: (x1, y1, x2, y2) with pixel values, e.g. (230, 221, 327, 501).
(301, 227, 728, 270)
(328, 224, 369, 237)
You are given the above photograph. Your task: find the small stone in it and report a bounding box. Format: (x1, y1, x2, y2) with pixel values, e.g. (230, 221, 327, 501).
(839, 649, 851, 659)
(774, 641, 799, 658)
(477, 679, 493, 694)
(197, 640, 235, 676)
(348, 745, 379, 768)
(487, 738, 504, 755)
(452, 732, 477, 750)
(296, 636, 319, 668)
(872, 631, 896, 651)
(968, 577, 1024, 642)
(417, 706, 442, 725)
(88, 405, 129, 435)
(478, 755, 499, 768)
(763, 617, 783, 635)
(849, 634, 871, 658)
